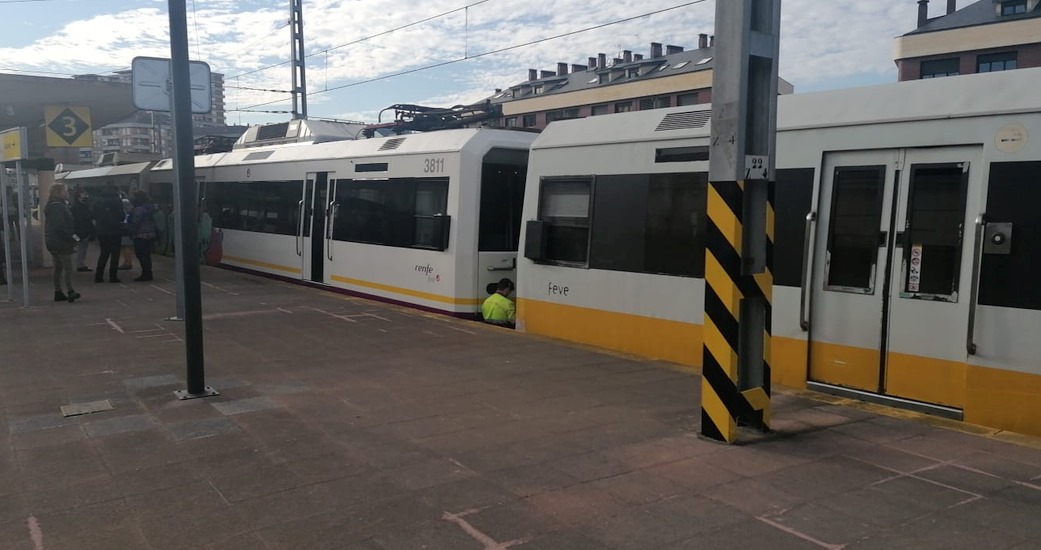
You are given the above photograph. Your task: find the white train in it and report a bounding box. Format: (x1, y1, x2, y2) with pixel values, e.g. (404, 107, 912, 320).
(516, 67, 1041, 436)
(143, 127, 536, 314)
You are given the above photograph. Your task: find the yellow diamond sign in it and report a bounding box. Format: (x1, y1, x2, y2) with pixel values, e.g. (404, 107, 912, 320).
(45, 105, 93, 147)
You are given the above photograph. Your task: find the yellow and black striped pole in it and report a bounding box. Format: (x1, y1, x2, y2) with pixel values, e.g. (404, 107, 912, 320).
(701, 0, 781, 443)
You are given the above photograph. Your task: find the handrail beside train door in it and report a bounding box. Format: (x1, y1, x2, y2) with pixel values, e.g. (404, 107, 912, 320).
(799, 211, 817, 332)
(966, 214, 986, 355)
(326, 179, 338, 261)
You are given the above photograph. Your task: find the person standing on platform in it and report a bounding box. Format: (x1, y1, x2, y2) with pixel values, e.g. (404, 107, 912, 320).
(481, 278, 517, 328)
(92, 184, 125, 283)
(118, 193, 134, 271)
(71, 189, 94, 272)
(128, 189, 157, 282)
(43, 184, 80, 303)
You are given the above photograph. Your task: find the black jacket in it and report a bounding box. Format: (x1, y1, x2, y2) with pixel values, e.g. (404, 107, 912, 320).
(44, 201, 77, 255)
(71, 199, 94, 239)
(92, 194, 125, 238)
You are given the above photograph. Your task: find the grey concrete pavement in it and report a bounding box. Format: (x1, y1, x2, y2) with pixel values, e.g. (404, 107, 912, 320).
(3, 256, 1041, 549)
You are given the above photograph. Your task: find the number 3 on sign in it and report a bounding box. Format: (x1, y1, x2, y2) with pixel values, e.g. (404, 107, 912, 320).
(745, 155, 769, 180)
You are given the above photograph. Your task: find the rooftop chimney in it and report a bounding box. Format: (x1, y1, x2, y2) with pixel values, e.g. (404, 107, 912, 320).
(572, 63, 588, 73)
(494, 88, 501, 93)
(598, 53, 607, 69)
(557, 62, 569, 75)
(651, 42, 663, 58)
(623, 50, 632, 63)
(666, 45, 684, 55)
(528, 68, 538, 81)
(918, 0, 929, 28)
(540, 70, 556, 79)
(634, 53, 643, 61)
(947, 0, 956, 14)
(588, 56, 597, 69)
(710, 35, 715, 47)
(698, 33, 708, 49)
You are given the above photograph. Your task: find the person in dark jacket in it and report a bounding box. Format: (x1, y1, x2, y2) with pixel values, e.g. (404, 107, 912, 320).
(70, 189, 94, 271)
(128, 189, 157, 282)
(92, 184, 125, 283)
(43, 183, 80, 302)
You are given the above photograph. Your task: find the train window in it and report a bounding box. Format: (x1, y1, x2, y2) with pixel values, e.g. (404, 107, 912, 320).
(208, 180, 302, 236)
(825, 167, 885, 293)
(331, 177, 449, 249)
(980, 162, 1041, 311)
(588, 173, 706, 277)
(901, 164, 968, 300)
(538, 177, 592, 265)
(479, 161, 527, 252)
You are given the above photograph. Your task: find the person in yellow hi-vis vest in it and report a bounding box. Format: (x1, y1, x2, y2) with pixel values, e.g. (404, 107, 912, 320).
(482, 278, 516, 328)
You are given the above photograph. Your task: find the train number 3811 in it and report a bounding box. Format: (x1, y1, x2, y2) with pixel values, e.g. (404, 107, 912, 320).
(424, 158, 445, 173)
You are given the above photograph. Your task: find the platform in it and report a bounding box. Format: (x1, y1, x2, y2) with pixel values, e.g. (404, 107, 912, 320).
(3, 256, 1041, 549)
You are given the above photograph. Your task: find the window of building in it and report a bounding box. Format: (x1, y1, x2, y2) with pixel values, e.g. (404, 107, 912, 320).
(677, 93, 700, 106)
(920, 58, 960, 79)
(673, 61, 691, 69)
(639, 96, 672, 110)
(1001, 0, 1027, 15)
(591, 105, 609, 116)
(615, 102, 632, 113)
(522, 114, 537, 127)
(504, 117, 517, 127)
(978, 51, 1018, 73)
(546, 108, 581, 124)
(533, 85, 544, 95)
(599, 73, 610, 84)
(626, 67, 640, 79)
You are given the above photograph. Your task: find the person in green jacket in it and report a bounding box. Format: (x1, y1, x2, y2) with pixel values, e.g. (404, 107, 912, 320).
(482, 278, 516, 328)
(43, 184, 80, 303)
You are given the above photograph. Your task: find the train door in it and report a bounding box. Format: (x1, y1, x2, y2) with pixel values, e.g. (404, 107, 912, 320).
(808, 147, 979, 411)
(476, 150, 527, 300)
(299, 172, 330, 283)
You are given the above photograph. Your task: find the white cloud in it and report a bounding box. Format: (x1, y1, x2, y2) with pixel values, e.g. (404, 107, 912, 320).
(1, 0, 924, 124)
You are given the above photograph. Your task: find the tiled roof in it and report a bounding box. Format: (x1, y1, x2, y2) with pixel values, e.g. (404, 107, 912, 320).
(487, 47, 715, 105)
(906, 0, 1041, 35)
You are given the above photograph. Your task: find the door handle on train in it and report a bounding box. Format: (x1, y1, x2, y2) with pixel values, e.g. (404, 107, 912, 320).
(326, 202, 338, 261)
(966, 214, 986, 355)
(799, 212, 816, 332)
(295, 199, 304, 257)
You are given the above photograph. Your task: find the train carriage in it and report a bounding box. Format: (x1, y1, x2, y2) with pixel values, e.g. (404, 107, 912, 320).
(517, 67, 1041, 436)
(149, 128, 534, 315)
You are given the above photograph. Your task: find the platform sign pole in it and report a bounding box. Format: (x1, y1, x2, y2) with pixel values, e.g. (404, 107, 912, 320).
(167, 0, 217, 400)
(701, 0, 781, 443)
(15, 161, 30, 307)
(0, 169, 12, 301)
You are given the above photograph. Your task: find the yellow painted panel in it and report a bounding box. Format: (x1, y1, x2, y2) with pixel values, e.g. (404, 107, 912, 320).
(519, 299, 702, 367)
(809, 341, 880, 392)
(965, 365, 1041, 438)
(885, 352, 966, 409)
(773, 336, 808, 388)
(331, 275, 482, 306)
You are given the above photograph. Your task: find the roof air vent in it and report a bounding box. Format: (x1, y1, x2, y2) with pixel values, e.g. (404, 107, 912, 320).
(655, 111, 712, 131)
(379, 137, 406, 151)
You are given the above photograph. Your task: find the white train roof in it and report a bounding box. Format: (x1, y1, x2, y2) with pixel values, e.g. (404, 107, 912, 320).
(151, 128, 537, 171)
(532, 67, 1041, 150)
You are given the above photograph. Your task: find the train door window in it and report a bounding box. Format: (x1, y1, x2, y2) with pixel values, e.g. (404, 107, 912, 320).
(824, 166, 885, 293)
(900, 164, 968, 300)
(479, 157, 527, 252)
(538, 177, 592, 264)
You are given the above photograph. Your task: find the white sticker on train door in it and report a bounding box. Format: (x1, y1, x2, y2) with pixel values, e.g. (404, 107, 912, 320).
(908, 244, 923, 293)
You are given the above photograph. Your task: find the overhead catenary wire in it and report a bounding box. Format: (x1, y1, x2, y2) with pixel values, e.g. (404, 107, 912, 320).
(235, 0, 708, 113)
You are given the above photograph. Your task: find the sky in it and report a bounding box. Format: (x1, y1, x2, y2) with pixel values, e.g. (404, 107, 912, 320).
(0, 0, 938, 126)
